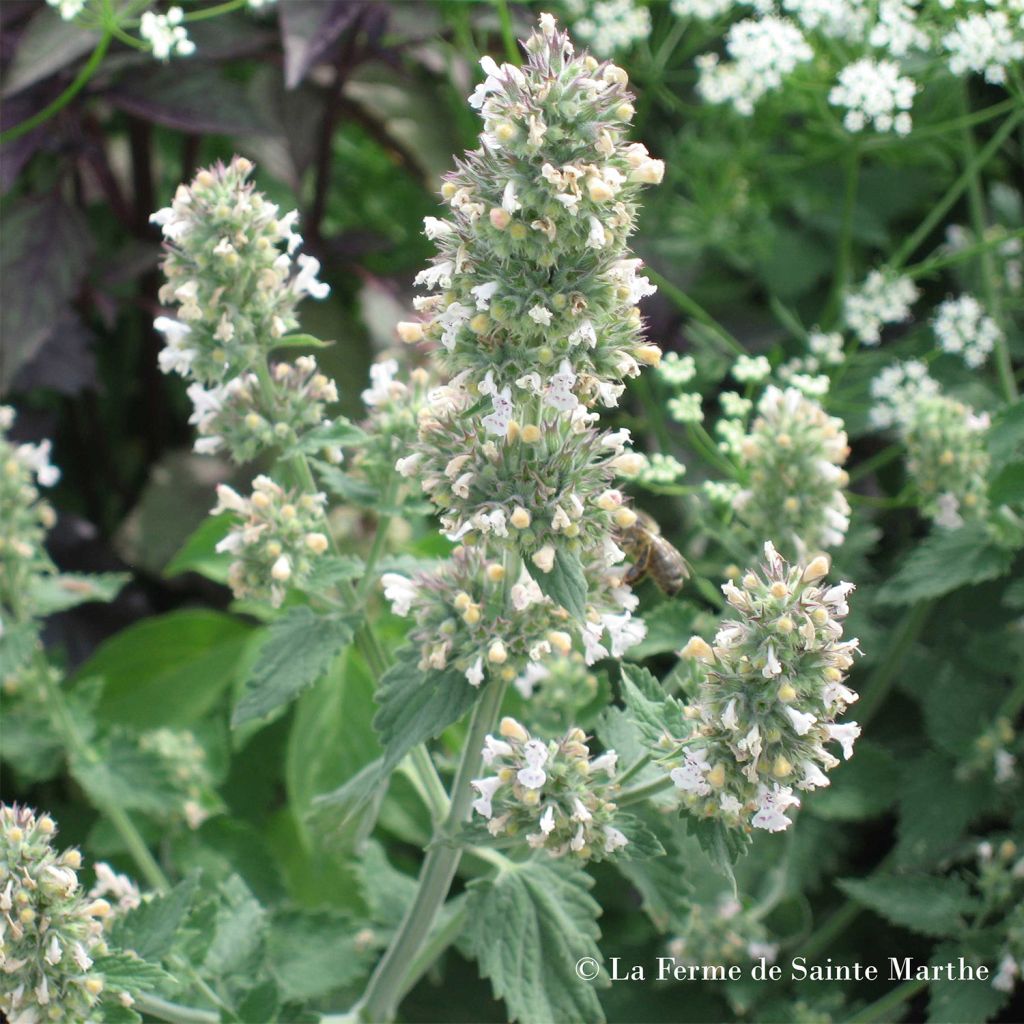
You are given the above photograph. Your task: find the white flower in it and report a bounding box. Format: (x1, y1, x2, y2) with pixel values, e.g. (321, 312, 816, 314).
(481, 385, 514, 436)
(46, 0, 87, 19)
(528, 304, 554, 326)
(732, 354, 772, 383)
(943, 12, 1024, 86)
(933, 294, 1002, 368)
(590, 751, 618, 775)
(140, 6, 195, 61)
(601, 612, 646, 657)
(671, 748, 712, 795)
(603, 825, 629, 853)
(543, 360, 579, 413)
(829, 59, 916, 136)
(568, 0, 651, 57)
(992, 952, 1018, 993)
(470, 282, 500, 311)
(696, 17, 813, 116)
(16, 440, 60, 487)
(751, 784, 800, 832)
(293, 253, 330, 299)
(482, 735, 513, 764)
(381, 573, 417, 616)
(657, 351, 697, 386)
(471, 776, 503, 818)
(844, 270, 919, 346)
(668, 393, 704, 423)
(540, 805, 556, 834)
(827, 721, 861, 760)
(785, 707, 817, 735)
(154, 316, 197, 376)
(466, 656, 485, 688)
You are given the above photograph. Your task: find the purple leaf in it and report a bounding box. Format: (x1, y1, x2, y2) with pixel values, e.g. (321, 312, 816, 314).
(279, 0, 362, 90)
(1, 7, 98, 98)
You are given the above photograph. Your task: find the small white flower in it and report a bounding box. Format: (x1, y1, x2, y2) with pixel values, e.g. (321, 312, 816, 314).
(603, 825, 629, 853)
(751, 784, 800, 832)
(140, 6, 195, 61)
(671, 748, 712, 796)
(471, 776, 503, 818)
(481, 385, 514, 436)
(293, 253, 330, 299)
(528, 304, 554, 326)
(381, 573, 417, 616)
(827, 721, 861, 760)
(829, 59, 916, 136)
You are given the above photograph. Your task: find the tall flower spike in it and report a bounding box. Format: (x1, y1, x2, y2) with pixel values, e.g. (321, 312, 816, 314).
(395, 16, 661, 670)
(667, 542, 861, 833)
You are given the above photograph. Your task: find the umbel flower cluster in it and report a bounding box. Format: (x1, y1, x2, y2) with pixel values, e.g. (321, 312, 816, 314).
(0, 805, 131, 1022)
(669, 543, 861, 834)
(732, 386, 852, 556)
(399, 15, 662, 558)
(470, 717, 628, 860)
(870, 362, 991, 530)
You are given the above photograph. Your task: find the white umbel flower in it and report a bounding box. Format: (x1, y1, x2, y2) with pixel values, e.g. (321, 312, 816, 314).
(829, 58, 916, 135)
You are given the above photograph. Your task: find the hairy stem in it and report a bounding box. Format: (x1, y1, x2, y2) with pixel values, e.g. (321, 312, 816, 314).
(355, 674, 510, 1022)
(844, 978, 928, 1024)
(133, 992, 219, 1024)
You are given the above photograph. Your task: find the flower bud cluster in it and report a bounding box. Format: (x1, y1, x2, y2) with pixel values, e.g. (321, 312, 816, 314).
(731, 386, 852, 555)
(0, 407, 59, 602)
(138, 728, 220, 830)
(965, 716, 1018, 785)
(470, 716, 628, 860)
(152, 156, 328, 386)
(975, 840, 1024, 994)
(667, 543, 861, 833)
(212, 477, 329, 607)
(666, 895, 778, 969)
(512, 654, 601, 733)
(381, 545, 642, 689)
(902, 394, 991, 530)
(842, 269, 919, 345)
(0, 804, 131, 1021)
(409, 373, 646, 557)
(187, 355, 339, 463)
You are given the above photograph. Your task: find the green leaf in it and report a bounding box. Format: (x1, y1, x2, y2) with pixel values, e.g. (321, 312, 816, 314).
(271, 332, 332, 349)
(203, 875, 266, 978)
(466, 859, 606, 1024)
(625, 601, 697, 659)
(91, 953, 173, 992)
(73, 610, 252, 729)
(987, 399, 1024, 468)
(927, 940, 1011, 1023)
(876, 524, 1011, 605)
(837, 873, 978, 938)
(268, 909, 378, 1000)
(684, 817, 750, 895)
(112, 876, 198, 961)
(613, 813, 666, 860)
(373, 645, 480, 773)
(0, 620, 37, 677)
(527, 546, 588, 621)
(307, 758, 388, 850)
(163, 513, 232, 583)
(70, 731, 181, 817)
(27, 573, 129, 615)
(232, 607, 358, 726)
(357, 841, 419, 930)
(296, 419, 367, 454)
(989, 461, 1024, 506)
(619, 663, 689, 745)
(286, 650, 381, 842)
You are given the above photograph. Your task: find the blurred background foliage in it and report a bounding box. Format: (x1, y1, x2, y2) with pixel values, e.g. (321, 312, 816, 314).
(2, 2, 1023, 1022)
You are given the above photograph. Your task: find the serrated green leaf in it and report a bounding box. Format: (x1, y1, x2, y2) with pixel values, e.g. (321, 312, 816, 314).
(307, 757, 388, 850)
(27, 572, 129, 615)
(357, 841, 419, 930)
(296, 418, 367, 454)
(91, 953, 173, 991)
(927, 940, 1011, 1023)
(0, 620, 37, 677)
(232, 607, 357, 726)
(112, 876, 198, 962)
(876, 525, 1011, 605)
(373, 645, 480, 773)
(684, 816, 750, 894)
(987, 399, 1024, 468)
(527, 545, 588, 621)
(74, 610, 252, 729)
(613, 813, 666, 860)
(837, 873, 978, 938)
(286, 650, 381, 843)
(203, 875, 266, 978)
(70, 732, 181, 816)
(619, 663, 689, 744)
(466, 859, 606, 1023)
(268, 909, 378, 1000)
(807, 742, 902, 821)
(625, 600, 697, 659)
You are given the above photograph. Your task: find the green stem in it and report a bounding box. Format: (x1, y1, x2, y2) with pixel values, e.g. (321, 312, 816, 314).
(856, 600, 933, 726)
(133, 992, 219, 1024)
(409, 744, 450, 822)
(357, 474, 399, 602)
(646, 268, 747, 357)
(800, 899, 862, 960)
(844, 978, 928, 1024)
(40, 665, 170, 892)
(617, 774, 674, 807)
(180, 0, 247, 21)
(493, 0, 520, 64)
(824, 145, 861, 328)
(396, 898, 470, 1005)
(615, 752, 652, 788)
(959, 84, 1018, 402)
(904, 227, 1024, 282)
(355, 675, 510, 1023)
(890, 107, 1024, 271)
(0, 32, 111, 144)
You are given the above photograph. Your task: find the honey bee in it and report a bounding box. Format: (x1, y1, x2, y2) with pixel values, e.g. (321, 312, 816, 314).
(618, 509, 690, 596)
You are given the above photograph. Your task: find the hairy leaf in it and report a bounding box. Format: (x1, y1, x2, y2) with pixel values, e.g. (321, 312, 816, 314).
(527, 545, 588, 621)
(232, 606, 357, 726)
(466, 859, 606, 1023)
(112, 876, 198, 962)
(837, 873, 978, 938)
